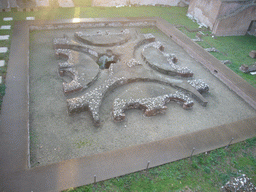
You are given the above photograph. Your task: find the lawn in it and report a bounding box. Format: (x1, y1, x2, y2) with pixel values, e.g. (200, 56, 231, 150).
(0, 3, 255, 191)
(64, 137, 256, 192)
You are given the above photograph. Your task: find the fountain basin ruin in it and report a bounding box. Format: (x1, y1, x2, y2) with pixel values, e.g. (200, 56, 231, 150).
(1, 17, 256, 192)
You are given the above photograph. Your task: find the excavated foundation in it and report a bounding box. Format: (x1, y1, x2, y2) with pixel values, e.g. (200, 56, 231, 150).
(1, 18, 256, 192)
(29, 25, 255, 167)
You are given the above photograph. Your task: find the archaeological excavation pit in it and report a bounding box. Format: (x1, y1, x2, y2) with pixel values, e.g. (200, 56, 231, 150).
(1, 17, 256, 191)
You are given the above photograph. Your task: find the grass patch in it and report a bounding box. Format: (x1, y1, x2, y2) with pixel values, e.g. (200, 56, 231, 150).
(0, 84, 6, 111)
(74, 138, 94, 148)
(73, 0, 92, 7)
(64, 137, 256, 192)
(140, 27, 160, 34)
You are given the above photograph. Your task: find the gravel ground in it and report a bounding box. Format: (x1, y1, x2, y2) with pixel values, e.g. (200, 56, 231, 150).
(29, 27, 256, 167)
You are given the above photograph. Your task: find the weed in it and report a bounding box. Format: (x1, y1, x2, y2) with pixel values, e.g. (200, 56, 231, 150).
(202, 165, 211, 174)
(191, 160, 199, 169)
(245, 137, 256, 147)
(73, 0, 92, 7)
(74, 138, 93, 148)
(0, 84, 6, 110)
(140, 27, 159, 34)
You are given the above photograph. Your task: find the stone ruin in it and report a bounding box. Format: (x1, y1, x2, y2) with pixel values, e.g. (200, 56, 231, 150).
(53, 28, 209, 126)
(222, 174, 256, 192)
(188, 0, 256, 36)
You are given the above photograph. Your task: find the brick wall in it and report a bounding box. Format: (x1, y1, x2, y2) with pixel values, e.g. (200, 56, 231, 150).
(188, 0, 256, 36)
(188, 0, 222, 29)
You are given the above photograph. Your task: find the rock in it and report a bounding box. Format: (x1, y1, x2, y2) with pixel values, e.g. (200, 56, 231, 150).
(222, 174, 256, 192)
(192, 37, 202, 42)
(204, 47, 219, 52)
(180, 186, 193, 192)
(220, 60, 232, 65)
(240, 64, 249, 72)
(240, 63, 256, 73)
(249, 50, 256, 59)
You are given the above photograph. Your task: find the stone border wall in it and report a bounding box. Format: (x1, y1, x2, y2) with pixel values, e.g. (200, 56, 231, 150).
(92, 0, 190, 7)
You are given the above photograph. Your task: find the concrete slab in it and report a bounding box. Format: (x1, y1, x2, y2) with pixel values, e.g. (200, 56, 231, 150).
(0, 60, 5, 67)
(26, 17, 35, 20)
(0, 18, 256, 192)
(3, 17, 13, 21)
(0, 35, 10, 40)
(0, 25, 11, 29)
(0, 47, 8, 53)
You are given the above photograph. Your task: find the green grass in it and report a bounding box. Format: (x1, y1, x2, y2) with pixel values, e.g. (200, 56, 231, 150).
(73, 0, 92, 7)
(63, 137, 256, 192)
(179, 27, 256, 88)
(74, 138, 94, 148)
(0, 84, 6, 110)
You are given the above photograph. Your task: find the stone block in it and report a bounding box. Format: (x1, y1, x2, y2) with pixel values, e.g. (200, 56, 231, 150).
(26, 17, 35, 20)
(3, 17, 13, 21)
(0, 35, 10, 40)
(249, 50, 256, 59)
(240, 64, 256, 73)
(0, 25, 11, 30)
(0, 47, 8, 53)
(0, 60, 5, 67)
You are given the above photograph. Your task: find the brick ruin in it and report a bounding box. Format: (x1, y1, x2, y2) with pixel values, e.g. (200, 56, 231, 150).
(188, 0, 256, 36)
